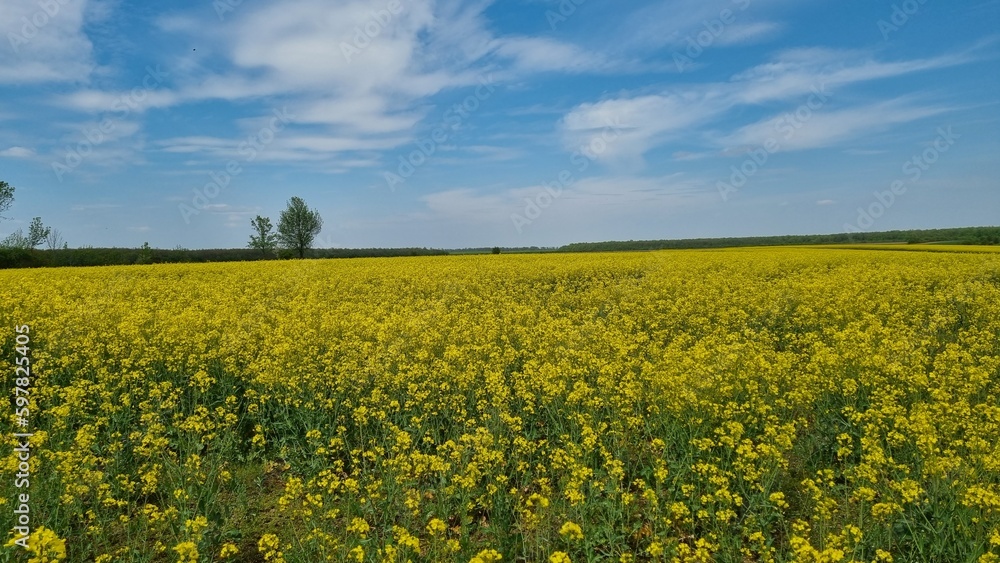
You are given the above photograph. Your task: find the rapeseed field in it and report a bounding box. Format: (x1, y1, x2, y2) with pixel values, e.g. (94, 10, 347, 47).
(1, 248, 999, 562)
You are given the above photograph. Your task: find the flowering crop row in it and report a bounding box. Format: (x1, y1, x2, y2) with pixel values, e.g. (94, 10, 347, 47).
(1, 248, 999, 562)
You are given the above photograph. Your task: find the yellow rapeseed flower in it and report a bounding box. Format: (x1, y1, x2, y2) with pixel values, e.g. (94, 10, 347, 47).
(559, 522, 584, 541)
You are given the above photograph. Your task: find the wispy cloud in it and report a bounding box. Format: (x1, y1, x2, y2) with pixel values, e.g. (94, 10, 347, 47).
(617, 0, 787, 51)
(714, 21, 783, 46)
(717, 98, 951, 152)
(71, 203, 123, 212)
(490, 36, 614, 74)
(0, 146, 35, 158)
(97, 0, 639, 169)
(0, 0, 97, 84)
(560, 48, 975, 166)
(420, 174, 713, 224)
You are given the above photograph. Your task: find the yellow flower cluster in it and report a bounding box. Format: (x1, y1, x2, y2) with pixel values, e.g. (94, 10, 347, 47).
(4, 526, 66, 562)
(1, 247, 999, 561)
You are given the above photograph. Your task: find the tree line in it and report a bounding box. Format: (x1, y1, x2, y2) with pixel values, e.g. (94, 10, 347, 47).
(1, 181, 65, 251)
(558, 227, 1000, 253)
(2, 179, 999, 269)
(1, 186, 447, 268)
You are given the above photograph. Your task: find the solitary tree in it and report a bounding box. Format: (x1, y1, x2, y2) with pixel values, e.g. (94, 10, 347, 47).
(137, 242, 153, 264)
(45, 228, 65, 251)
(277, 197, 323, 258)
(248, 215, 278, 257)
(26, 217, 50, 249)
(0, 181, 13, 221)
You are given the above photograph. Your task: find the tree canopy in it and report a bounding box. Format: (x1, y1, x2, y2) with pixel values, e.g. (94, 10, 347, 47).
(248, 215, 278, 256)
(0, 181, 14, 220)
(277, 197, 323, 258)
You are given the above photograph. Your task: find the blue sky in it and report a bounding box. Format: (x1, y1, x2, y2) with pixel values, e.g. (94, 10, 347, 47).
(0, 0, 997, 249)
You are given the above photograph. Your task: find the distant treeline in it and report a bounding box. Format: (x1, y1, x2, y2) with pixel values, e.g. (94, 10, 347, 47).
(449, 247, 556, 255)
(3, 226, 998, 269)
(558, 226, 1000, 253)
(0, 246, 448, 269)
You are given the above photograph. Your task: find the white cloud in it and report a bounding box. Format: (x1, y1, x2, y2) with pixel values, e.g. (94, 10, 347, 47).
(42, 0, 649, 168)
(491, 37, 611, 74)
(0, 146, 34, 158)
(156, 134, 407, 164)
(63, 119, 142, 143)
(57, 89, 178, 114)
(560, 49, 972, 165)
(717, 99, 951, 152)
(421, 188, 507, 221)
(130, 1, 504, 160)
(419, 174, 713, 227)
(199, 203, 260, 229)
(730, 49, 969, 105)
(619, 0, 787, 51)
(0, 0, 96, 84)
(713, 21, 783, 46)
(294, 97, 427, 133)
(560, 93, 730, 167)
